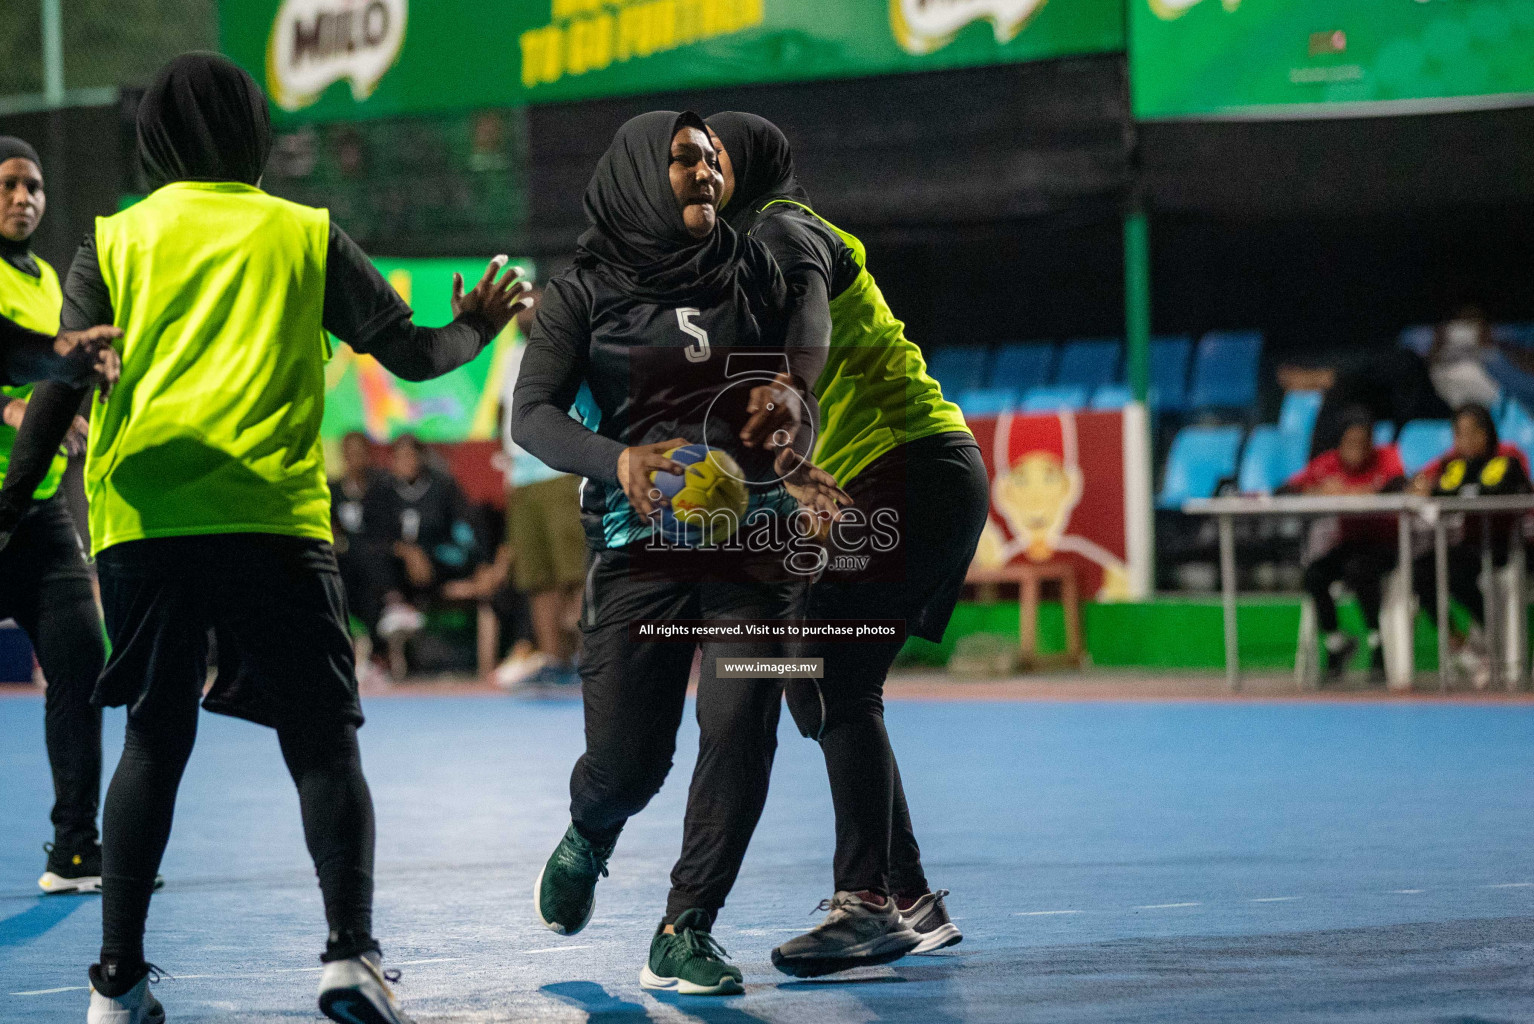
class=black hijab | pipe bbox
[0,136,42,270]
[575,110,781,311]
[137,52,272,189]
[705,111,809,229]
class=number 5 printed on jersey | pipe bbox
[677,307,710,363]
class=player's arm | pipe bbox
[739,221,828,453]
[325,224,530,382]
[0,237,119,540]
[509,281,683,517]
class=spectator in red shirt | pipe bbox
[1278,407,1406,682]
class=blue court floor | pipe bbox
[2,692,1532,1023]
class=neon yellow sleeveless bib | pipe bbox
[761,200,970,487]
[90,181,332,553]
[0,255,68,500]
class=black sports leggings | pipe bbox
[100,705,375,967]
[792,434,990,897]
[0,496,105,850]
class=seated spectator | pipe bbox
[330,432,403,679]
[1427,306,1502,411]
[1409,402,1532,687]
[1277,408,1406,683]
[386,433,483,643]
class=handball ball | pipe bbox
[649,443,749,546]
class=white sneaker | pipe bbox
[318,950,413,1024]
[87,971,164,1024]
[493,651,548,690]
[377,603,425,640]
[898,889,963,953]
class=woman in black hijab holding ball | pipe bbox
[513,110,842,995]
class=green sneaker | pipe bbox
[639,908,745,995]
[535,823,614,935]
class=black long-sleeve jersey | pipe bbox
[511,265,827,550]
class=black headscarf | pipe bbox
[1454,402,1499,455]
[575,110,781,311]
[0,136,41,267]
[705,111,810,229]
[137,52,272,189]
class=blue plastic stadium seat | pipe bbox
[1397,325,1434,357]
[926,347,990,395]
[990,342,1055,392]
[1492,322,1534,349]
[1396,420,1454,476]
[1278,390,1323,447]
[1189,331,1262,411]
[1054,338,1122,390]
[1090,384,1132,410]
[1373,421,1398,447]
[957,388,1018,418]
[1148,335,1193,413]
[1020,386,1088,413]
[1237,425,1289,495]
[1499,399,1534,456]
[1157,425,1244,509]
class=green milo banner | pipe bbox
[219,0,1122,121]
[1132,0,1534,118]
[321,258,531,442]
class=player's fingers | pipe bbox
[475,256,506,295]
[739,409,771,444]
[452,272,465,305]
[496,264,528,293]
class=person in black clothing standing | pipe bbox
[514,110,843,996]
[0,54,529,1024]
[0,135,129,895]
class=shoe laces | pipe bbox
[573,836,612,879]
[668,926,732,964]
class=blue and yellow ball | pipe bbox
[649,443,749,546]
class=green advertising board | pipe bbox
[1132,0,1534,119]
[219,0,1122,122]
[321,258,532,442]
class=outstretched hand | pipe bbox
[452,257,533,338]
[52,325,123,398]
[776,447,852,523]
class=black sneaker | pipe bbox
[39,842,165,896]
[1322,635,1358,685]
[897,889,963,953]
[535,823,614,935]
[40,841,101,895]
[771,891,921,978]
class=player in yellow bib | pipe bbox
[706,112,989,975]
[0,55,529,1024]
[0,134,132,900]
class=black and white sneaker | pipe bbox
[771,891,921,978]
[87,963,165,1024]
[39,842,166,896]
[897,889,963,953]
[318,950,413,1024]
[40,841,101,895]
